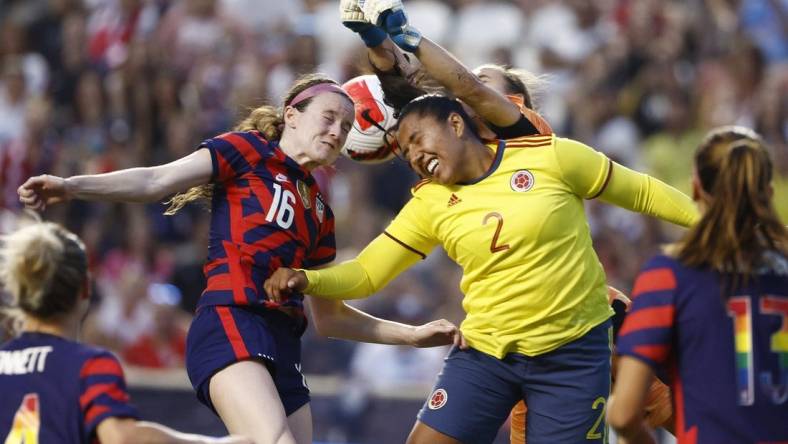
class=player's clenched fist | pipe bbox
[411,319,468,349]
[264,267,308,302]
[18,174,70,211]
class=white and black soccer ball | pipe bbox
[340,75,397,163]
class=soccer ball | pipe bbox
[341,75,397,163]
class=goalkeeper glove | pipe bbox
[377,8,422,52]
[340,0,387,47]
[358,0,422,52]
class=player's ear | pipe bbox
[283,105,299,129]
[448,112,465,139]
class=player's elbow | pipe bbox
[145,169,177,202]
[96,417,140,444]
[310,303,345,338]
[311,313,338,338]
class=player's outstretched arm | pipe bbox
[96,417,252,444]
[411,37,522,127]
[264,232,422,302]
[339,1,521,127]
[18,149,212,210]
[309,297,466,348]
[555,139,700,227]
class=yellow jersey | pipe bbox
[304,133,697,357]
[384,134,616,358]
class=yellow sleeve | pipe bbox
[553,138,613,198]
[599,162,700,227]
[303,233,423,300]
[554,138,700,228]
[383,191,440,256]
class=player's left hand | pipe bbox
[410,319,468,349]
[264,268,308,303]
[607,285,631,307]
[357,0,422,52]
[379,9,422,52]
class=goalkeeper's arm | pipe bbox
[412,37,523,128]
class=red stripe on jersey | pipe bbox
[204,258,228,273]
[205,274,232,291]
[222,133,263,169]
[618,305,675,336]
[84,405,111,425]
[312,246,335,260]
[508,135,552,142]
[633,344,670,363]
[671,365,698,444]
[506,140,552,145]
[632,268,677,297]
[215,147,235,182]
[506,142,552,149]
[222,241,250,305]
[507,139,552,146]
[226,186,250,245]
[412,179,431,192]
[80,358,123,378]
[80,383,129,409]
[244,212,270,228]
[248,230,295,254]
[216,307,250,359]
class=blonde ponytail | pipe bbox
[0,222,87,319]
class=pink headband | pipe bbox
[287,83,350,107]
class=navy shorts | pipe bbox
[185,305,309,416]
[418,320,612,444]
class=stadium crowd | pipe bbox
[0,0,786,441]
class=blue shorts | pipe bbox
[185,305,309,416]
[418,320,612,444]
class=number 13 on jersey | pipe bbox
[727,295,788,406]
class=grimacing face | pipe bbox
[291,92,355,167]
[396,112,467,185]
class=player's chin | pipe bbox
[312,147,341,166]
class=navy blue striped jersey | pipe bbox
[617,253,788,444]
[0,332,138,443]
[199,131,336,316]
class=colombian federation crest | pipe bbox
[296,180,311,209]
[428,388,448,410]
[510,169,535,192]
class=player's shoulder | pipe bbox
[74,343,122,370]
[631,252,684,297]
[209,130,274,151]
[410,178,434,196]
[504,133,555,149]
[642,251,682,271]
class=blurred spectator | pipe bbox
[122,283,189,368]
